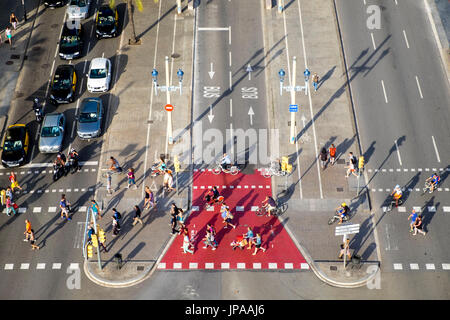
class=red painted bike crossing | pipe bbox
[159,169,308,270]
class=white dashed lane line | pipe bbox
[3,263,79,271]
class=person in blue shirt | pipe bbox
[426,173,440,193]
[243,226,254,250]
[59,194,71,221]
[252,233,266,255]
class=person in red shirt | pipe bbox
[329,144,337,165]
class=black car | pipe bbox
[59,21,84,60]
[1,124,30,168]
[95,5,119,39]
[50,65,77,105]
[44,0,65,8]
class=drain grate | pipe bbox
[5,61,13,65]
[137,266,144,271]
[337,187,344,192]
[171,53,180,59]
[330,266,338,271]
[10,54,20,59]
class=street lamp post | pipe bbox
[21,0,27,22]
[152,57,184,146]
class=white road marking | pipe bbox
[442,264,450,270]
[370,32,376,50]
[402,30,410,49]
[237,263,246,269]
[431,136,441,163]
[410,263,419,270]
[221,263,230,269]
[20,263,30,270]
[205,263,214,269]
[381,80,388,103]
[52,263,62,270]
[36,263,46,270]
[253,263,261,269]
[4,264,14,270]
[33,207,42,213]
[230,99,233,117]
[393,263,403,270]
[426,264,435,270]
[415,75,423,99]
[394,139,402,166]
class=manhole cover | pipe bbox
[136,266,144,271]
[171,53,181,59]
[337,187,344,192]
[41,64,50,69]
[5,61,13,65]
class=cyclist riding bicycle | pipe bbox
[426,173,440,192]
[391,185,403,207]
[261,196,277,217]
[336,202,350,224]
[109,156,122,173]
[204,186,220,206]
[220,153,232,171]
[156,156,167,174]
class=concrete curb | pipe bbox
[280,216,380,288]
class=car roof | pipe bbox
[55,65,74,77]
[99,4,115,14]
[43,113,62,127]
[62,21,82,35]
[90,58,109,69]
[81,98,101,113]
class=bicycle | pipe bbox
[422,181,438,194]
[261,166,288,178]
[385,197,403,212]
[255,203,286,217]
[204,195,225,210]
[212,161,240,175]
[328,210,350,225]
[150,163,167,177]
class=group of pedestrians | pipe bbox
[408,209,426,236]
[319,144,337,170]
[1,172,22,216]
[1,13,18,48]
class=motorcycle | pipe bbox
[33,98,43,123]
[53,163,64,181]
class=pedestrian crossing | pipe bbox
[392,263,450,271]
[367,167,449,174]
[2,262,79,271]
[0,167,98,176]
[2,206,87,215]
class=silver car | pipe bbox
[39,113,66,153]
[77,98,103,139]
[66,0,90,20]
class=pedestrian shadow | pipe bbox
[363,141,376,165]
[421,196,439,233]
[402,172,421,203]
[317,66,336,90]
[258,216,285,249]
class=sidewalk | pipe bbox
[261,0,378,287]
[84,2,195,287]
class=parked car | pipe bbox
[38,113,66,153]
[1,124,29,167]
[66,0,91,20]
[59,20,84,60]
[44,0,65,8]
[87,57,112,93]
[50,65,77,105]
[95,4,119,39]
[77,98,104,139]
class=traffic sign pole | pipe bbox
[290,57,297,144]
[165,56,174,145]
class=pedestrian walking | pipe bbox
[127,168,138,189]
[412,215,426,236]
[59,194,71,220]
[206,224,216,237]
[252,233,266,255]
[312,72,320,92]
[144,186,155,210]
[5,27,12,47]
[345,152,358,178]
[329,144,337,165]
[9,171,22,192]
[182,229,194,254]
[243,226,254,250]
[338,242,351,260]
[112,208,122,223]
[132,205,143,226]
[176,208,185,229]
[163,170,175,192]
[10,13,19,30]
[112,217,120,236]
[223,207,237,229]
[408,209,418,233]
[90,199,101,220]
[170,203,180,234]
[5,195,16,216]
[29,229,40,250]
[24,220,32,241]
[320,147,328,170]
[106,173,113,195]
[5,187,14,203]
[202,230,217,250]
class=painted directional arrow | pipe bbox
[301,114,307,128]
[208,105,215,123]
[248,106,255,125]
[246,64,253,80]
[208,63,215,79]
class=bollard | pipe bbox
[114,253,123,270]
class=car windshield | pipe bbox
[53,75,71,90]
[89,68,106,79]
[98,12,114,25]
[3,140,22,151]
[41,126,60,137]
[79,112,98,123]
[70,0,86,7]
[61,35,80,48]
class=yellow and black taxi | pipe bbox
[49,65,77,105]
[1,124,30,168]
[95,4,119,39]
